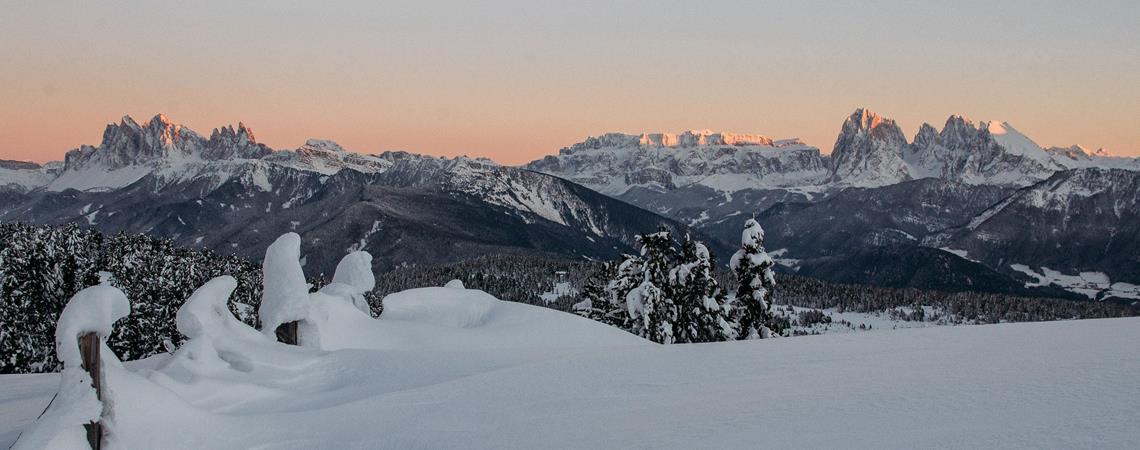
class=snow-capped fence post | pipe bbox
[53,284,130,450]
[78,332,103,450]
[259,233,314,347]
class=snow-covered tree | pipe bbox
[0,223,266,373]
[0,224,102,373]
[572,261,622,325]
[627,229,679,344]
[670,235,734,343]
[729,219,780,339]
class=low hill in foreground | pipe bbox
[3,284,1137,449]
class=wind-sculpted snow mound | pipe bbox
[327,285,649,351]
[381,286,499,328]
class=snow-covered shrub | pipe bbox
[317,251,378,316]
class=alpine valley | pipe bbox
[2,109,1137,301]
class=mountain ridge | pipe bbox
[0,115,727,274]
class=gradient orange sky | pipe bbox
[2,1,1138,165]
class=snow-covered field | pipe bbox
[780,305,946,334]
[1011,264,1140,300]
[4,282,1138,449]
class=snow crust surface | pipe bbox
[5,311,1137,449]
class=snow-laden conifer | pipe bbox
[729,219,780,339]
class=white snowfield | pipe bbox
[4,289,1139,449]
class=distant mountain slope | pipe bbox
[794,245,1081,299]
[928,168,1140,283]
[745,178,1013,259]
[0,115,725,274]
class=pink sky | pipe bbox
[1,1,1137,165]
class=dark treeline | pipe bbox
[768,273,1135,324]
[374,254,597,312]
[374,255,1138,325]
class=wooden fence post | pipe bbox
[275,320,299,345]
[79,331,102,450]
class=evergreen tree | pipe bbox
[670,234,734,343]
[0,223,267,373]
[627,228,679,343]
[573,261,623,326]
[730,219,780,339]
[0,224,102,373]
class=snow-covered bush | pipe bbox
[176,276,260,342]
[317,251,379,316]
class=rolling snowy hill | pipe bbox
[4,283,1137,449]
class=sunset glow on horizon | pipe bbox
[2,0,1138,165]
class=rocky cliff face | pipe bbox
[527,130,830,196]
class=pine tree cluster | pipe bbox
[0,223,266,373]
[574,225,772,344]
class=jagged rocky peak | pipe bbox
[209,122,256,143]
[937,115,981,147]
[828,108,911,185]
[913,123,940,147]
[62,113,207,171]
[840,108,906,142]
[205,121,271,160]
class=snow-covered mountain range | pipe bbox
[0,115,720,273]
[529,108,1137,195]
[1,110,1137,300]
[526,109,1139,300]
